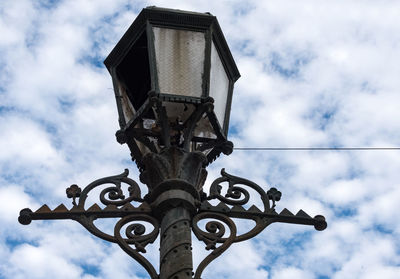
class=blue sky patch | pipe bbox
[80,263,100,277]
[268,51,313,79]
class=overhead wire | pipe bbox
[233,147,400,151]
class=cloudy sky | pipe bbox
[1,0,400,278]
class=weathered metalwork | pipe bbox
[115,88,234,170]
[159,207,193,279]
[19,165,326,279]
[192,212,237,279]
[19,169,159,278]
[18,7,327,279]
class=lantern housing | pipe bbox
[104,7,240,169]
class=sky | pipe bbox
[1,0,400,278]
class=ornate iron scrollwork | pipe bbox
[205,168,275,243]
[192,212,237,279]
[115,214,160,279]
[69,169,149,244]
[74,168,143,208]
[191,169,327,277]
[19,169,159,279]
[19,168,326,279]
[208,168,271,210]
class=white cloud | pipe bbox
[0,184,37,223]
[1,0,400,278]
[272,267,315,279]
[0,115,63,166]
[6,244,82,279]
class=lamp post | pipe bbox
[18,7,327,279]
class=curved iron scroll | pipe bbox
[67,169,147,243]
[72,169,144,208]
[19,169,160,279]
[115,214,159,279]
[192,212,237,279]
[208,168,274,210]
[206,169,277,243]
[192,169,326,277]
[204,169,326,240]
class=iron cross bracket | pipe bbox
[19,168,326,279]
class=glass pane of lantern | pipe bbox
[134,120,160,155]
[117,81,136,124]
[162,102,216,151]
[163,102,195,124]
[116,31,151,112]
[153,27,205,97]
[192,115,217,152]
[195,116,216,139]
[209,41,229,127]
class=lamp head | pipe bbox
[105,7,240,170]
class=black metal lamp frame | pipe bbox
[105,7,240,169]
[115,93,234,170]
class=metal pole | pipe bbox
[160,207,193,279]
[140,147,207,279]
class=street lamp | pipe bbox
[19,7,327,279]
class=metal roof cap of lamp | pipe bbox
[104,6,240,170]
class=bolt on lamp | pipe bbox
[19,7,327,279]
